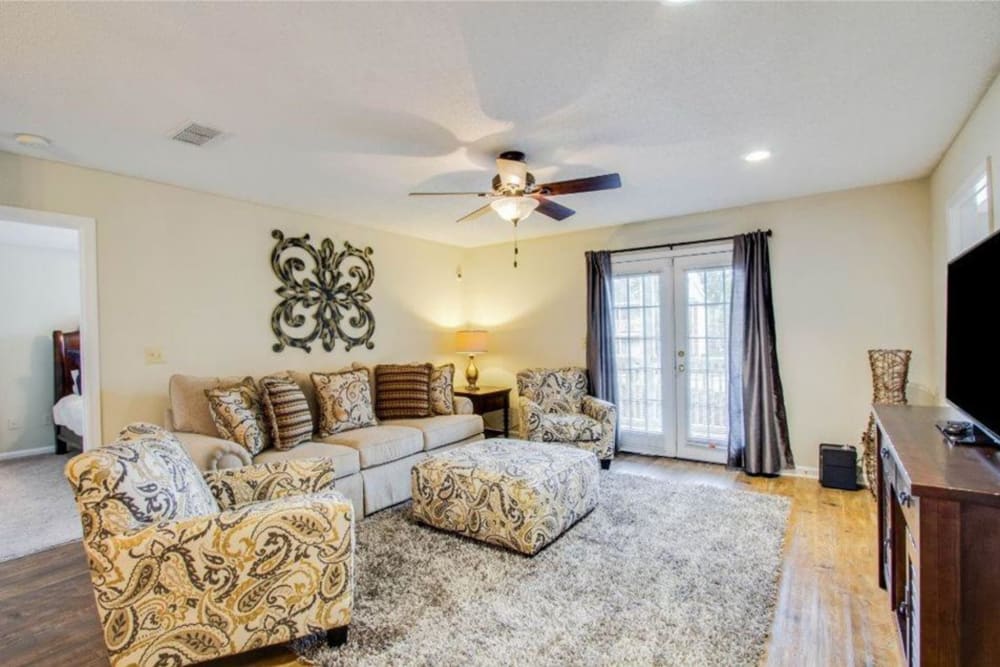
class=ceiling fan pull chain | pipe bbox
[513,220,519,268]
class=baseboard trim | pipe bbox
[784,465,819,480]
[0,446,54,461]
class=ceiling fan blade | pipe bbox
[531,196,576,221]
[456,204,494,223]
[536,173,621,196]
[409,191,493,197]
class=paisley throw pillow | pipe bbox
[312,369,377,436]
[205,377,270,456]
[430,363,455,415]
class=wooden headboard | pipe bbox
[53,329,81,401]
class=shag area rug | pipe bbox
[0,453,82,561]
[299,471,790,666]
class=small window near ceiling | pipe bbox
[948,159,994,258]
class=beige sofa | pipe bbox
[165,367,484,517]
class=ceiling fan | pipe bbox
[409,151,621,266]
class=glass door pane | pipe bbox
[674,253,732,464]
[612,260,674,456]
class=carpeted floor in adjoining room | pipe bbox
[0,453,82,562]
[300,470,791,667]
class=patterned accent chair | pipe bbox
[516,367,618,468]
[64,423,354,667]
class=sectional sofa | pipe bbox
[165,365,484,517]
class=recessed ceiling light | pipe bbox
[14,133,51,147]
[743,149,771,163]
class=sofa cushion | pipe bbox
[429,364,456,415]
[374,363,433,419]
[321,425,423,468]
[384,414,484,451]
[205,378,271,456]
[259,376,314,450]
[516,367,589,414]
[312,369,377,436]
[254,441,361,479]
[536,413,602,442]
[169,374,247,436]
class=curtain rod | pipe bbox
[607,229,772,255]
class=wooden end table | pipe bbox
[454,386,511,438]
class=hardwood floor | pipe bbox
[0,455,901,666]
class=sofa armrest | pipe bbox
[454,395,473,415]
[517,396,548,440]
[203,458,340,510]
[582,395,618,460]
[173,431,252,471]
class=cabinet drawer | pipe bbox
[882,444,919,552]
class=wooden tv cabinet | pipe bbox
[874,405,1000,666]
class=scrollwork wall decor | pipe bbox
[270,229,375,353]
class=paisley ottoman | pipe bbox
[410,439,600,555]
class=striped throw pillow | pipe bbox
[374,363,433,420]
[259,376,314,450]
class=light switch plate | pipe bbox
[144,346,166,365]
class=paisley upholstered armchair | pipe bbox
[516,367,618,467]
[64,423,354,667]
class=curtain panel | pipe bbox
[727,231,794,474]
[585,250,618,409]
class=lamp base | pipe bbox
[465,355,479,391]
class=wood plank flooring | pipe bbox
[0,455,901,666]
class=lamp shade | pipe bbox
[490,196,538,223]
[455,329,488,354]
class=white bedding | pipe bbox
[53,394,85,437]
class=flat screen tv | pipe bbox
[946,229,1000,443]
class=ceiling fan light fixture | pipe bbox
[490,196,539,223]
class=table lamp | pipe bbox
[455,329,488,390]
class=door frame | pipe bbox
[612,242,732,462]
[0,204,102,450]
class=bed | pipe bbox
[53,329,84,453]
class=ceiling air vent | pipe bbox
[171,122,222,147]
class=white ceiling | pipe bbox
[0,219,78,252]
[2,2,999,247]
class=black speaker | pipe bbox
[819,443,859,491]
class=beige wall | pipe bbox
[0,150,937,471]
[0,241,80,455]
[929,72,1000,397]
[0,151,465,441]
[462,180,934,469]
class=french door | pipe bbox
[612,247,733,463]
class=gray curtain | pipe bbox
[728,231,793,474]
[585,251,617,407]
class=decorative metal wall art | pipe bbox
[860,349,911,495]
[270,229,375,353]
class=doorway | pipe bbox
[0,205,101,452]
[0,205,99,562]
[612,244,733,463]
